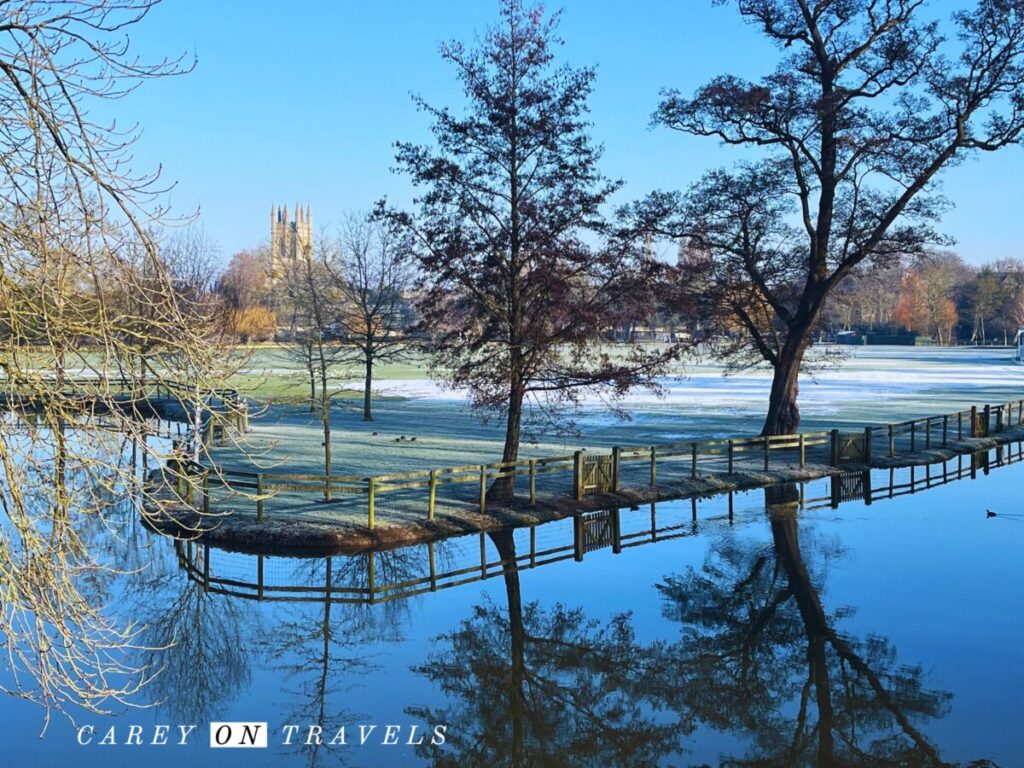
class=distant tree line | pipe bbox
[823,252,1024,346]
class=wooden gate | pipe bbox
[573,508,621,559]
[836,432,867,464]
[582,509,616,552]
[581,455,614,494]
[830,470,872,507]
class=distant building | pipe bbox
[269,204,312,282]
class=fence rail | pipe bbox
[176,441,1024,606]
[168,397,1024,530]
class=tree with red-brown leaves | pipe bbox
[385,0,674,497]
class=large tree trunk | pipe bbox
[769,504,836,764]
[762,338,808,436]
[768,492,943,764]
[491,530,526,767]
[362,356,373,421]
[489,382,524,501]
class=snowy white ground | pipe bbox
[211,346,1024,478]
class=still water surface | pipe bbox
[4,451,1023,767]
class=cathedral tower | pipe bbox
[269,203,312,281]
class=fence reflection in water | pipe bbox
[176,440,1024,607]
[180,397,1024,529]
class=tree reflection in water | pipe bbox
[131,540,256,724]
[653,484,980,768]
[408,528,684,767]
[260,550,417,767]
[412,495,999,767]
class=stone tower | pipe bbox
[269,203,312,281]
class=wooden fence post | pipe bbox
[202,545,210,593]
[830,429,840,467]
[368,552,376,602]
[479,464,488,511]
[611,448,621,492]
[573,451,584,500]
[863,426,872,465]
[925,417,931,450]
[202,471,210,515]
[910,421,916,452]
[728,439,734,474]
[971,405,978,437]
[256,473,264,523]
[529,459,538,502]
[799,433,805,467]
[958,411,963,441]
[691,442,698,479]
[428,542,437,591]
[984,404,991,437]
[763,436,770,471]
[888,424,894,458]
[428,469,437,521]
[942,415,948,447]
[650,446,657,487]
[367,477,376,529]
[257,555,264,600]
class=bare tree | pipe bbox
[1008,285,1024,331]
[633,0,1024,434]
[218,248,275,341]
[278,242,346,499]
[330,212,414,421]
[0,0,247,723]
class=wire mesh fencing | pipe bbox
[165,397,1024,530]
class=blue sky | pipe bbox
[116,0,1020,265]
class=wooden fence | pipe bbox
[168,397,1024,530]
[175,440,1024,606]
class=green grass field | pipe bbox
[208,345,1024,480]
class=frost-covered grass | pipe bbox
[210,345,1024,478]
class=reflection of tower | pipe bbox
[269,204,312,281]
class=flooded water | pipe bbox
[4,448,1023,767]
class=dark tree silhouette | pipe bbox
[632,0,1024,435]
[650,487,973,767]
[137,569,255,724]
[408,530,685,767]
[387,0,672,495]
[260,552,418,767]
